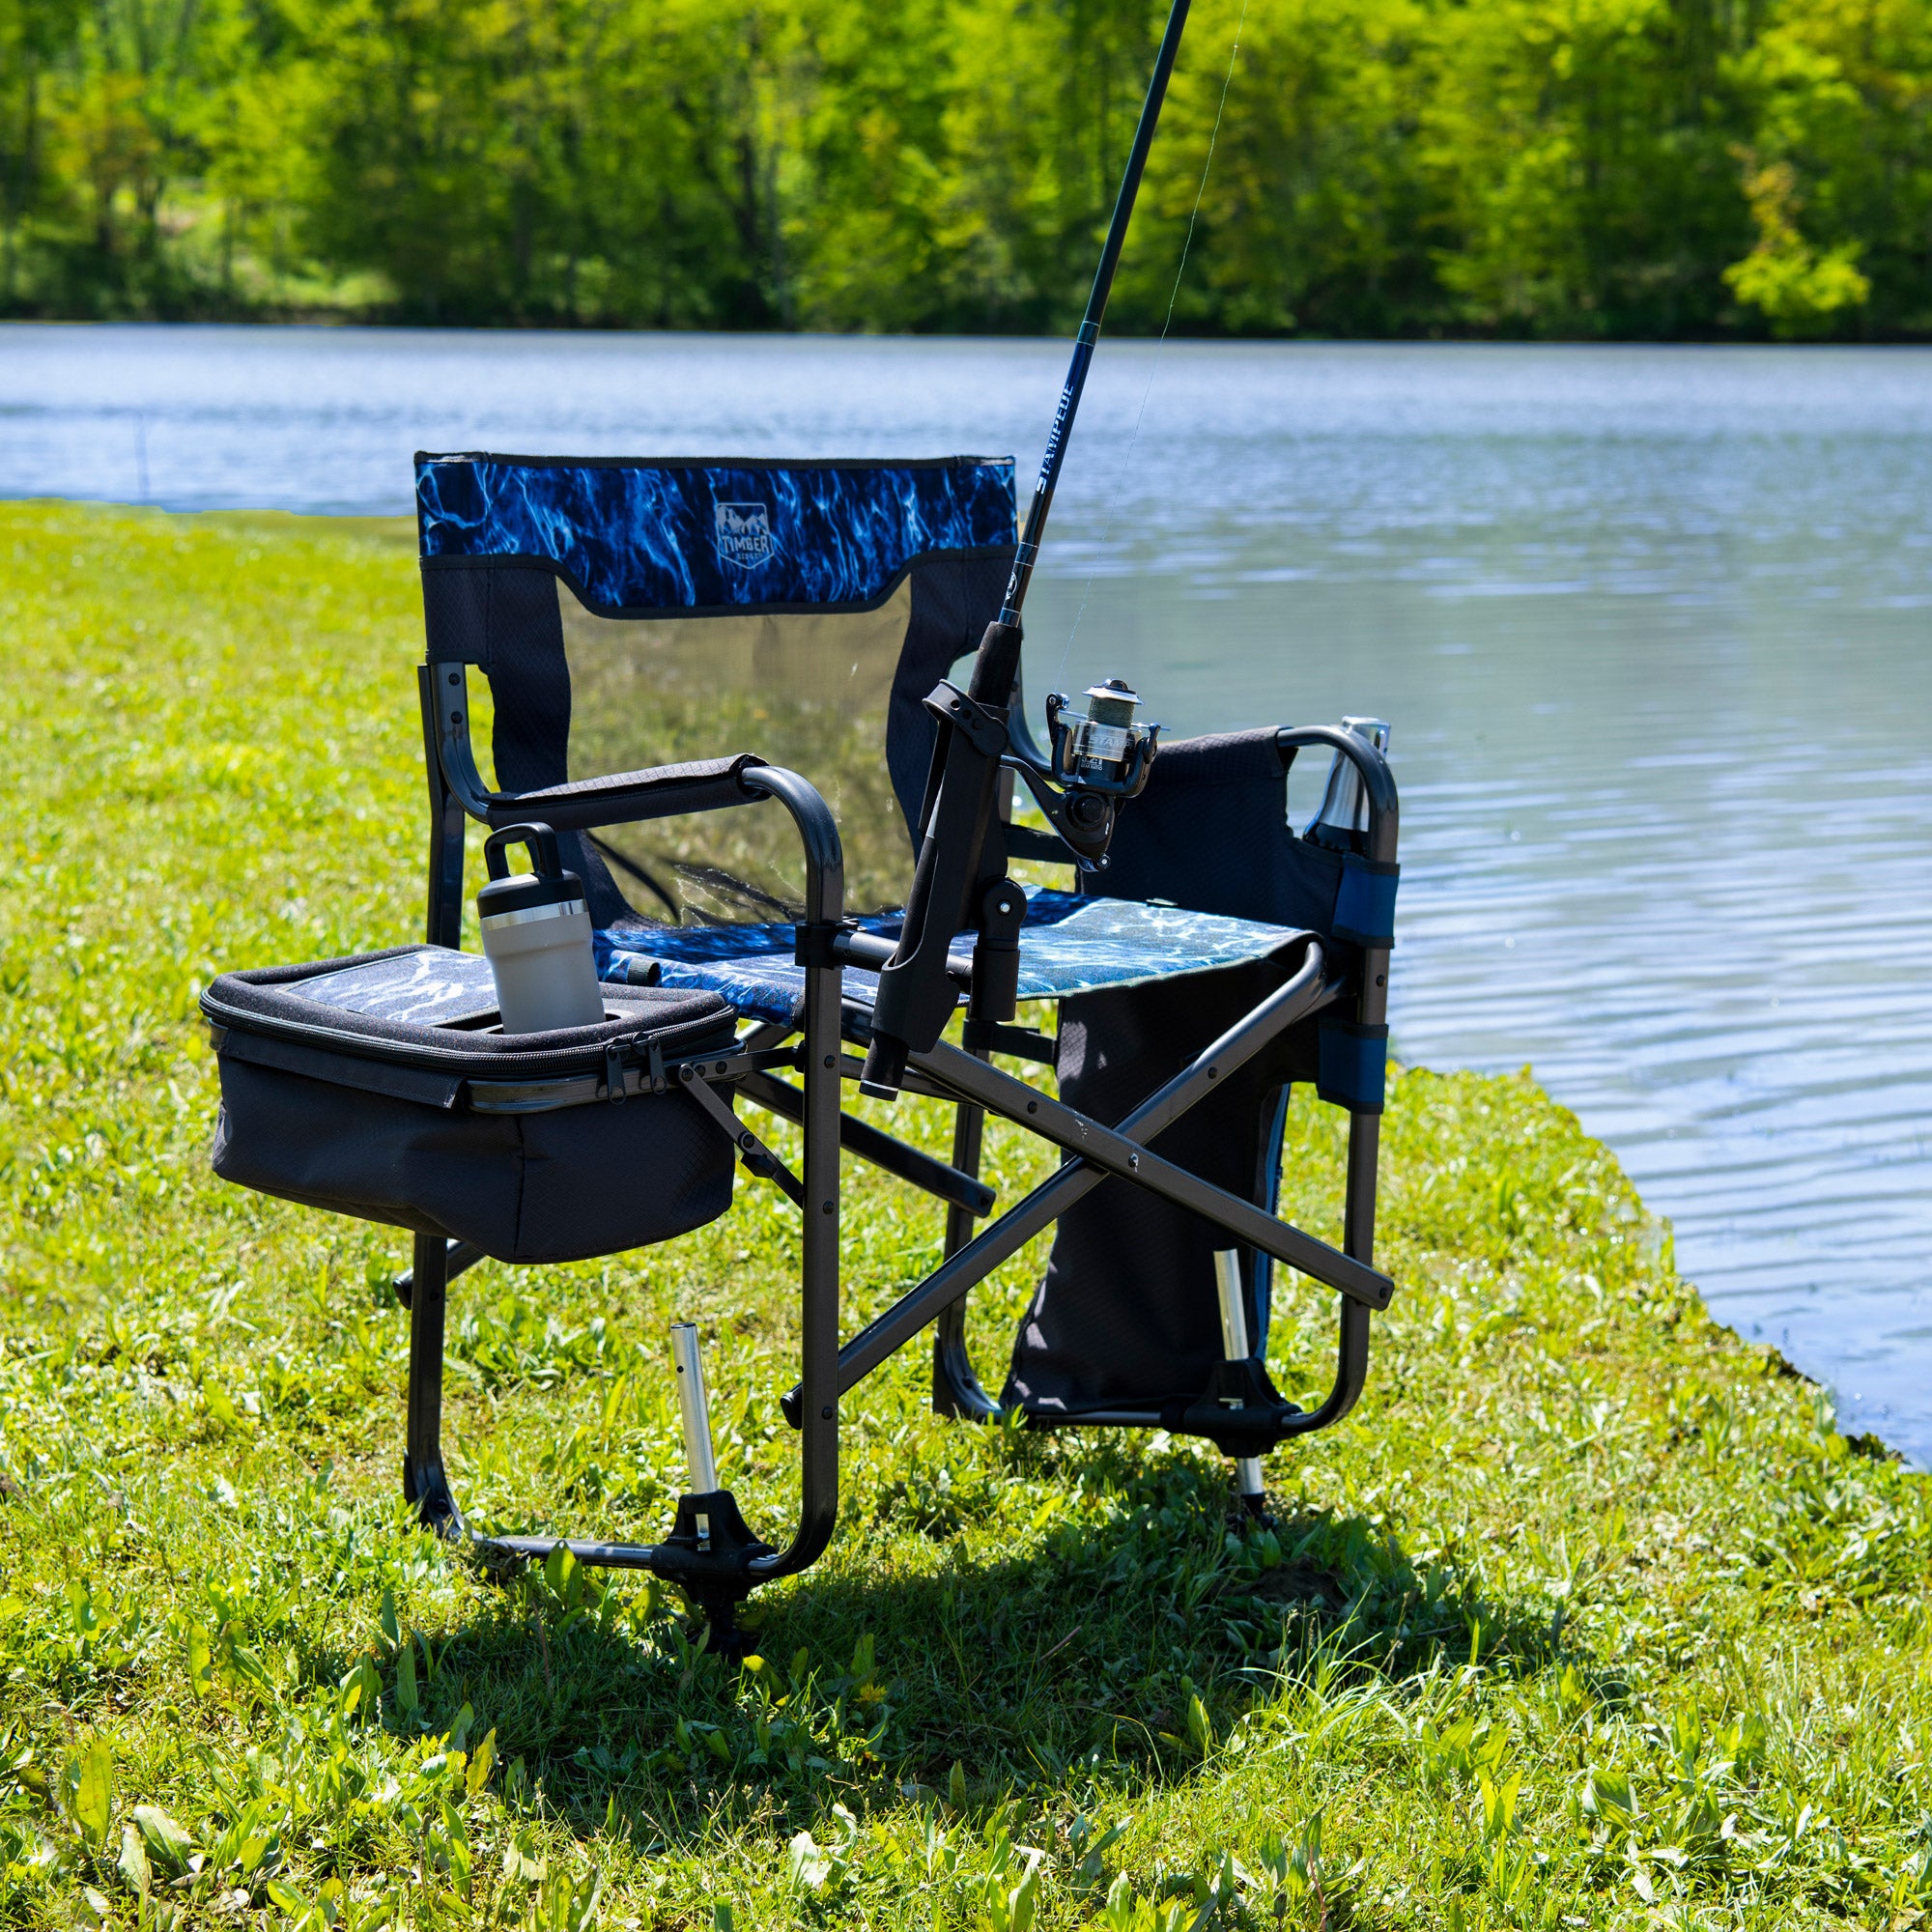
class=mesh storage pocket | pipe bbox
[203,949,739,1264]
[1001,960,1321,1415]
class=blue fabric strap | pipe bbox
[1317,1017,1388,1115]
[1332,855,1399,950]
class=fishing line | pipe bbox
[1052,0,1250,692]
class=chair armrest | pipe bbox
[1277,724,1399,866]
[422,662,846,932]
[480,756,768,833]
[425,660,771,832]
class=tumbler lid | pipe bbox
[478,822,586,919]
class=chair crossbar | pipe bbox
[916,1041,1393,1312]
[736,1069,995,1217]
[780,937,1340,1420]
[488,1535,662,1571]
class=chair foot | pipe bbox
[931,1316,1002,1422]
[404,1454,469,1542]
[684,1598,762,1660]
[658,1489,775,1660]
[1234,1486,1275,1531]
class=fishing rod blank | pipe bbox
[999,0,1195,635]
[860,0,1193,1095]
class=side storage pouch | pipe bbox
[1003,730,1344,1416]
[1002,960,1320,1414]
[202,947,740,1264]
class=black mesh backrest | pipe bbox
[416,453,1015,925]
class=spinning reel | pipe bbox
[857,655,1164,1097]
[1015,677,1163,868]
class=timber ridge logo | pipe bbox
[715,500,774,568]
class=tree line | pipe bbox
[2,0,1927,339]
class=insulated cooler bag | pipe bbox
[201,946,738,1264]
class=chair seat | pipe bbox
[278,895,1317,1035]
[596,888,1315,1026]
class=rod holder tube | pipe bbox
[1212,1250,1266,1507]
[670,1322,720,1498]
[1304,718,1392,848]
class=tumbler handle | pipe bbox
[483,821,563,882]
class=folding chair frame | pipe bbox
[402,661,1398,1648]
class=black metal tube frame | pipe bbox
[412,677,847,1595]
[787,942,1331,1411]
[411,664,1400,1604]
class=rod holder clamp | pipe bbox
[793,917,856,970]
[922,680,1009,756]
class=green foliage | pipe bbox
[1119,0,1437,337]
[1,497,1930,1924]
[5,0,1932,330]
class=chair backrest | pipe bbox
[416,453,1016,925]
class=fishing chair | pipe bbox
[381,448,1398,1645]
[196,0,1395,1650]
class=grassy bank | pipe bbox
[1,497,1928,1932]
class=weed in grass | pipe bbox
[1,500,1929,1927]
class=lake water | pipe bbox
[4,324,1929,1461]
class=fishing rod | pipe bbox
[1000,0,1195,636]
[859,0,1195,1096]
[963,0,1196,716]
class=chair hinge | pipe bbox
[795,917,856,969]
[676,1063,807,1208]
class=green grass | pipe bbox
[2,497,1929,1932]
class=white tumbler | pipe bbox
[476,822,606,1034]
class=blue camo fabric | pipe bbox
[286,898,1314,1033]
[597,890,1313,1026]
[294,950,502,1027]
[415,455,1016,612]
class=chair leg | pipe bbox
[410,674,467,1532]
[403,1231,466,1540]
[391,1237,483,1311]
[1345,1111,1379,1263]
[1273,1110,1378,1438]
[933,1075,1001,1420]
